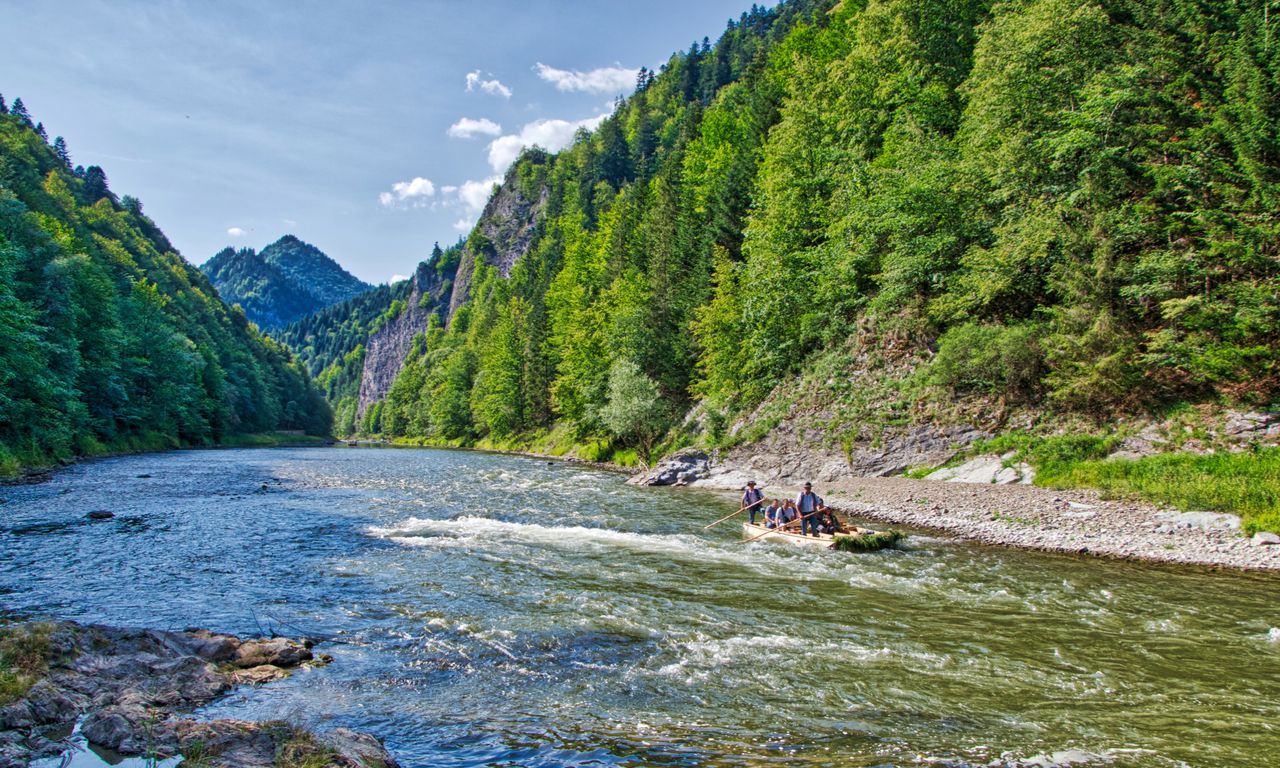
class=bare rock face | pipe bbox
[0,621,395,768]
[357,164,549,418]
[356,261,451,417]
[721,423,988,488]
[926,453,1035,485]
[446,165,549,321]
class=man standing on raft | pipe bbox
[796,482,825,537]
[742,480,764,524]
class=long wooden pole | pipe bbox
[743,507,826,544]
[703,495,767,530]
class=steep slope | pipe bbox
[277,158,552,436]
[0,96,331,474]
[200,236,370,330]
[297,0,1280,476]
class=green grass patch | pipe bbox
[832,530,903,552]
[267,723,343,768]
[609,448,640,467]
[0,622,55,705]
[1037,448,1280,535]
[971,431,1118,472]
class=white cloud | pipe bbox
[465,70,512,99]
[378,176,436,208]
[440,185,458,194]
[390,274,409,283]
[457,176,502,213]
[453,218,474,232]
[486,114,607,172]
[447,117,503,139]
[282,219,297,227]
[227,227,246,237]
[534,62,638,94]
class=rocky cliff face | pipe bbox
[447,167,549,321]
[357,260,451,416]
[357,165,549,416]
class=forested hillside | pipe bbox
[0,97,331,474]
[276,249,457,436]
[201,235,371,330]
[297,0,1279,464]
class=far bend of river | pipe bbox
[2,448,1278,767]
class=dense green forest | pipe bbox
[201,235,371,330]
[276,270,424,434]
[302,0,1279,462]
[0,97,331,474]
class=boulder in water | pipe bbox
[233,637,312,668]
[86,510,114,520]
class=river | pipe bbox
[2,447,1277,767]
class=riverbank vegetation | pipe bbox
[303,0,1276,462]
[0,100,332,476]
[1038,448,1280,535]
[0,622,53,705]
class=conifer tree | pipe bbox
[53,136,70,165]
[10,97,30,125]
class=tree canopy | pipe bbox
[0,97,331,473]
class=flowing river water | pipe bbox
[2,447,1278,767]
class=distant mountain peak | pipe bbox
[200,236,372,330]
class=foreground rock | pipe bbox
[0,621,396,768]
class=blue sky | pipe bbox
[1,0,753,283]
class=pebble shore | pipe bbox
[689,471,1280,571]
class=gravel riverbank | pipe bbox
[635,451,1280,571]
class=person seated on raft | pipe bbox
[778,499,800,530]
[742,481,764,524]
[816,508,839,535]
[761,498,783,528]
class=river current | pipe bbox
[1,447,1277,767]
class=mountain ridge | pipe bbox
[201,235,371,330]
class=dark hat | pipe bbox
[803,482,812,488]
[746,480,757,486]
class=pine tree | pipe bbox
[34,122,48,142]
[53,136,70,165]
[10,97,30,125]
[0,94,7,114]
[82,166,111,203]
